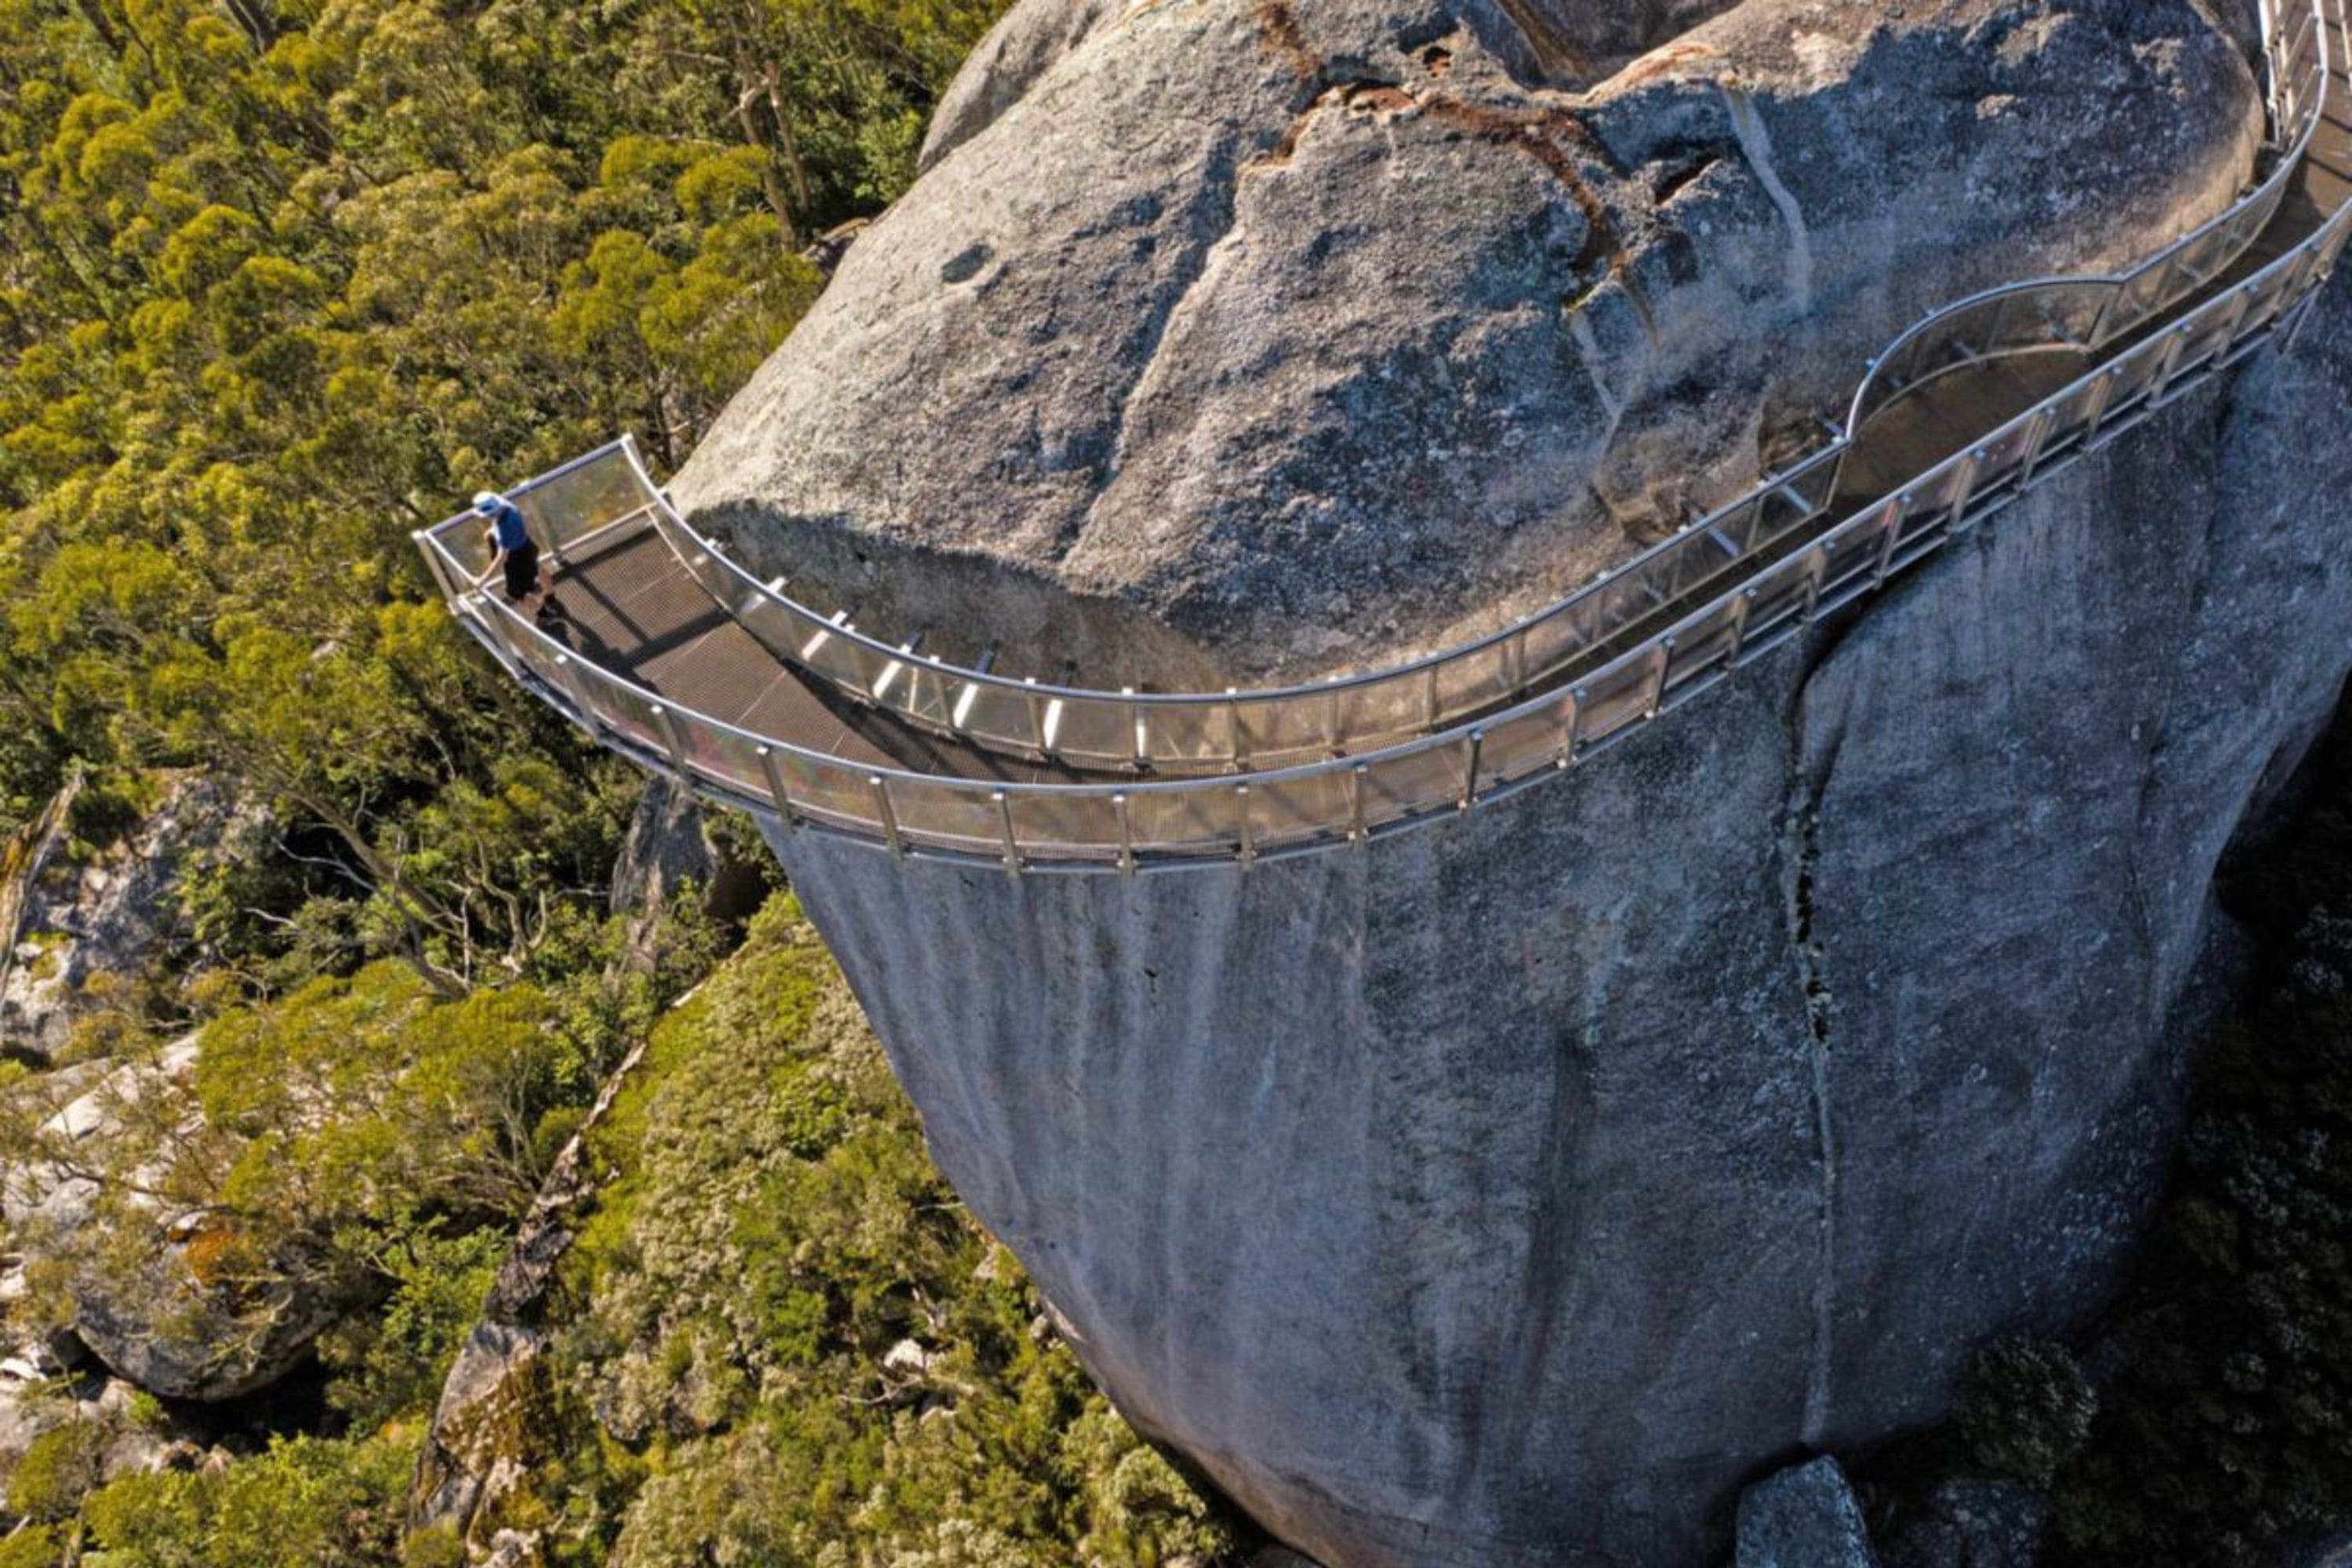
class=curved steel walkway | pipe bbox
[417,0,2352,873]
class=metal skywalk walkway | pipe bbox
[417,0,2352,873]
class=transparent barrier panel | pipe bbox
[880,778,1008,856]
[1520,604,1599,688]
[1662,597,1746,695]
[2096,329,2179,421]
[2031,373,2112,463]
[1755,476,1823,541]
[954,683,1047,756]
[764,751,875,829]
[2232,259,2303,343]
[884,663,957,731]
[1140,702,1237,771]
[519,448,650,551]
[429,524,497,581]
[499,615,573,695]
[1330,677,1431,754]
[1665,526,1743,601]
[1120,786,1240,855]
[1473,702,1567,791]
[2169,223,2233,292]
[1236,690,1348,768]
[729,592,811,671]
[682,722,771,801]
[2171,292,2245,379]
[2101,260,2176,343]
[1358,741,1467,829]
[592,679,669,759]
[1740,550,1820,644]
[1247,769,1356,850]
[797,625,884,698]
[1889,460,1969,550]
[1816,504,1896,600]
[1429,640,1515,724]
[1046,696,1138,770]
[1573,654,1657,750]
[1706,495,1767,560]
[1965,412,2045,501]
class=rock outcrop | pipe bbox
[655,0,2352,1562]
[1737,1455,1878,1568]
[1,1036,358,1403]
[0,772,261,1062]
[676,0,2259,683]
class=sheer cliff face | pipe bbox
[681,0,2343,1562]
[771,292,2352,1566]
[673,0,2259,684]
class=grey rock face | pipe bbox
[0,772,260,1062]
[1737,1455,1878,1568]
[677,0,2259,683]
[761,282,2352,1567]
[1,1036,361,1403]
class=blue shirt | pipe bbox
[489,502,529,552]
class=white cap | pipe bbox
[473,491,501,515]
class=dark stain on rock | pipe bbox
[941,242,993,285]
[1421,43,1454,76]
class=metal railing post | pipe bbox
[1350,764,1370,845]
[2013,406,2059,489]
[1567,686,1592,758]
[1459,729,1483,811]
[554,653,597,722]
[1228,689,1250,771]
[1644,640,1673,718]
[1724,590,1757,666]
[1235,785,1255,866]
[1024,679,1047,760]
[1871,503,1905,588]
[2145,323,2194,404]
[995,790,1020,877]
[757,746,797,835]
[1114,793,1136,877]
[1124,688,1147,770]
[2081,366,2123,446]
[1798,548,1828,624]
[870,775,906,860]
[650,704,690,779]
[1944,453,1984,533]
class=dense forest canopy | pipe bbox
[0,0,989,995]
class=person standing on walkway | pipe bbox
[474,491,564,627]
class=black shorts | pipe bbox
[502,539,540,600]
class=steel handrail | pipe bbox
[545,1,2329,776]
[414,0,2350,870]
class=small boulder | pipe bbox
[1737,1455,1879,1568]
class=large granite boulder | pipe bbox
[2,1036,361,1403]
[676,0,2259,682]
[654,0,2345,1562]
[765,281,2352,1567]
